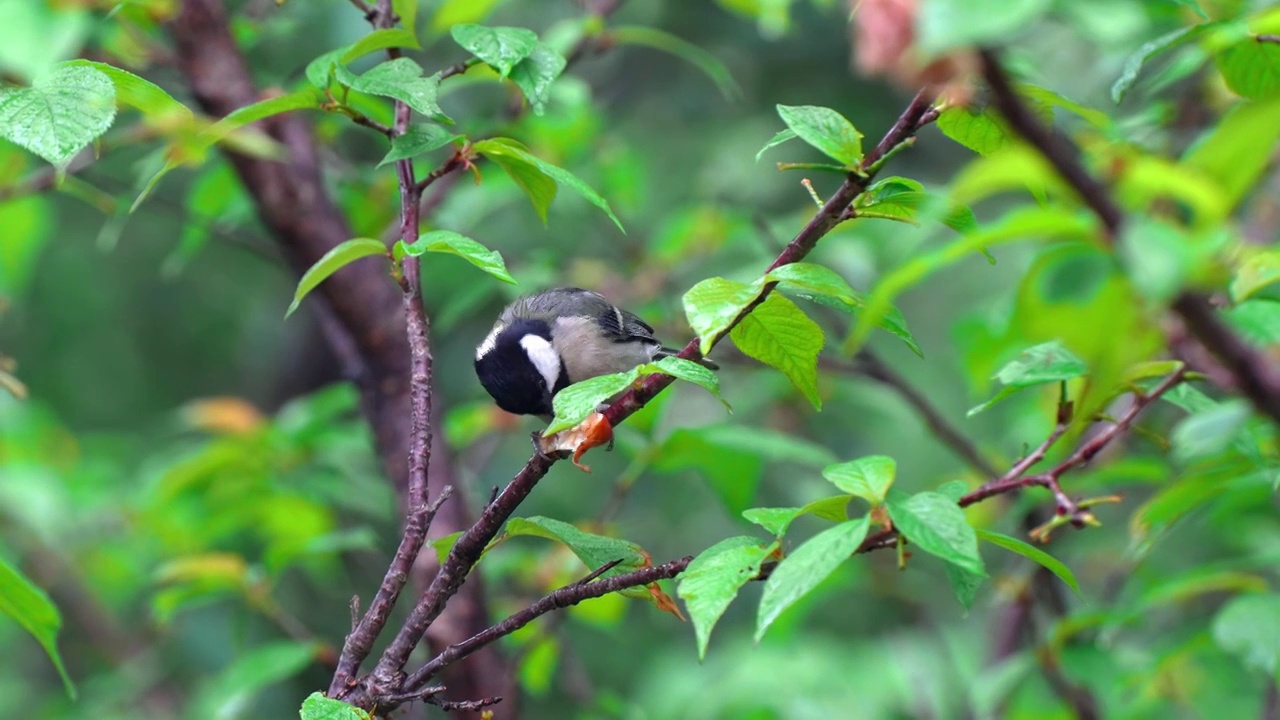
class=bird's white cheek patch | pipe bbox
[476,323,505,359]
[519,334,562,392]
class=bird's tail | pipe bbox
[655,347,719,371]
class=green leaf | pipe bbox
[391,0,419,37]
[305,48,347,90]
[945,562,985,611]
[471,137,623,231]
[1225,300,1280,346]
[545,356,725,434]
[677,537,776,659]
[0,555,74,697]
[473,139,558,223]
[428,531,463,564]
[918,0,1052,55]
[1232,250,1280,302]
[1216,39,1280,99]
[505,516,647,576]
[995,339,1087,387]
[742,496,852,537]
[546,368,641,434]
[610,26,740,100]
[1111,25,1204,103]
[343,28,421,63]
[342,58,445,118]
[0,64,115,168]
[756,128,797,162]
[1183,94,1280,213]
[1170,398,1252,462]
[846,206,1094,356]
[62,60,192,120]
[936,106,1016,156]
[756,516,871,640]
[729,292,825,409]
[650,356,729,408]
[395,230,516,284]
[969,340,1087,416]
[823,455,896,506]
[509,44,567,115]
[775,104,863,167]
[1212,593,1280,674]
[431,0,504,31]
[378,125,460,166]
[300,692,372,720]
[769,262,922,356]
[450,23,538,78]
[887,491,985,575]
[682,277,766,354]
[976,530,1080,594]
[286,238,389,318]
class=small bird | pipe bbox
[475,287,715,420]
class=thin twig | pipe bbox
[401,558,690,692]
[1257,34,1280,44]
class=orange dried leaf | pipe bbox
[648,583,685,621]
[183,396,264,434]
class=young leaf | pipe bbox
[509,44,567,115]
[342,58,445,119]
[976,529,1080,594]
[743,496,852,537]
[378,125,460,166]
[1231,249,1280,302]
[1170,399,1252,462]
[1212,593,1280,674]
[771,263,923,357]
[1215,39,1280,100]
[0,64,115,168]
[682,277,766,354]
[472,139,558,223]
[729,292,825,409]
[756,129,797,162]
[823,455,896,506]
[505,516,647,575]
[936,105,1015,156]
[395,230,516,284]
[886,491,985,575]
[650,356,728,408]
[1111,25,1205,103]
[391,0,418,36]
[676,536,776,659]
[342,28,421,63]
[286,238,388,318]
[300,692,372,720]
[0,556,74,697]
[610,26,741,101]
[775,104,863,167]
[945,562,985,611]
[1183,94,1280,213]
[995,339,1087,387]
[969,339,1087,416]
[62,60,192,120]
[755,516,871,640]
[472,137,623,231]
[450,23,539,78]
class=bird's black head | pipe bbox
[474,319,569,417]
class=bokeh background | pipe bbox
[3,0,1273,718]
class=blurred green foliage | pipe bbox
[4,0,1280,718]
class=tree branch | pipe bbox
[978,48,1280,428]
[337,89,940,712]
